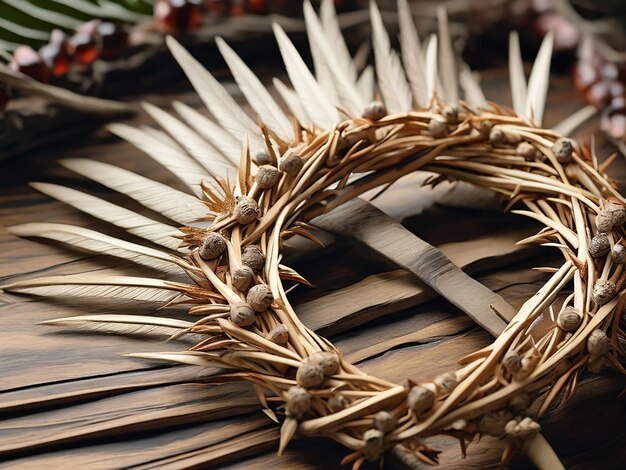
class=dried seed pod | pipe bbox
[429,117,449,138]
[241,245,265,273]
[255,165,279,189]
[442,104,459,123]
[232,266,254,292]
[595,211,614,233]
[509,393,531,413]
[607,201,626,226]
[516,353,540,381]
[478,410,514,437]
[361,429,384,462]
[587,329,610,356]
[434,372,457,394]
[229,303,256,327]
[234,195,259,225]
[328,394,347,412]
[612,244,626,264]
[373,410,397,433]
[592,279,616,306]
[306,351,339,376]
[502,350,522,375]
[246,284,273,312]
[279,153,304,175]
[474,119,493,135]
[489,127,506,145]
[557,306,582,332]
[199,232,226,260]
[266,324,289,345]
[255,149,272,165]
[505,417,541,441]
[407,385,435,414]
[296,361,325,388]
[589,233,610,258]
[552,137,574,163]
[362,101,386,121]
[516,142,539,161]
[286,386,311,419]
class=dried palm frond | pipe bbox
[4,1,626,469]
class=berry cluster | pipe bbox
[574,56,626,141]
[1,0,356,111]
[8,21,128,84]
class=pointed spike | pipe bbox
[525,32,554,126]
[215,36,293,141]
[509,31,528,116]
[398,0,427,106]
[272,22,340,128]
[370,0,413,113]
[437,6,458,103]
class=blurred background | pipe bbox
[2,0,626,158]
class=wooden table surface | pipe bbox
[1,60,625,469]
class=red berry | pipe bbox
[39,29,72,77]
[609,112,626,139]
[246,0,266,14]
[205,0,230,15]
[573,62,599,93]
[97,22,128,60]
[155,0,202,33]
[9,45,49,83]
[68,31,101,65]
[586,81,610,109]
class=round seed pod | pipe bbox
[552,137,574,163]
[286,386,311,419]
[255,165,279,189]
[489,127,506,145]
[505,417,540,441]
[306,351,339,376]
[429,117,449,138]
[255,149,272,165]
[587,329,610,356]
[592,279,616,306]
[246,284,273,312]
[509,393,531,413]
[595,210,614,233]
[279,153,304,175]
[229,303,256,327]
[232,266,254,292]
[607,201,626,226]
[362,101,386,121]
[199,232,226,260]
[434,372,457,394]
[266,324,289,345]
[296,361,325,388]
[557,306,582,332]
[589,233,610,258]
[478,410,514,437]
[361,429,384,462]
[612,244,626,264]
[407,385,435,414]
[442,105,459,123]
[502,350,522,375]
[241,245,265,273]
[373,411,397,433]
[234,195,259,225]
[328,394,347,412]
[475,119,493,136]
[516,142,539,161]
